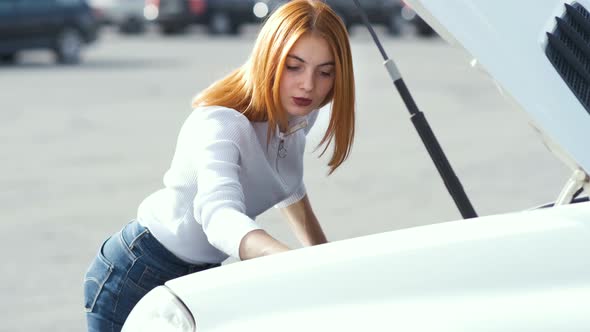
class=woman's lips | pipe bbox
[293,97,312,107]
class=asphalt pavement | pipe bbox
[0,25,569,331]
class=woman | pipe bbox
[83,0,355,330]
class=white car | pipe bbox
[122,0,590,331]
[90,0,148,33]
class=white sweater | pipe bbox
[137,106,319,264]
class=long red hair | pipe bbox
[192,0,355,174]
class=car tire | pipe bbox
[120,17,146,34]
[54,27,83,64]
[387,11,403,36]
[160,23,186,35]
[0,53,17,64]
[208,12,238,35]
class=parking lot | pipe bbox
[0,26,569,331]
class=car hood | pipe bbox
[165,202,590,331]
[405,0,590,175]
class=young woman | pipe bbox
[83,0,355,330]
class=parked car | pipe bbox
[144,0,203,35]
[0,0,99,64]
[123,0,590,331]
[148,0,284,35]
[324,0,405,35]
[400,0,435,36]
[90,0,148,34]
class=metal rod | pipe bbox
[351,0,478,219]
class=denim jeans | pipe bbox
[83,220,219,332]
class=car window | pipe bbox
[0,1,17,13]
[57,0,83,6]
[17,0,57,9]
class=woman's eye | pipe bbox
[320,71,333,77]
[286,65,299,71]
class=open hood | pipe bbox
[404,0,590,181]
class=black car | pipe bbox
[324,0,405,35]
[0,0,99,64]
[148,0,207,34]
[150,0,285,35]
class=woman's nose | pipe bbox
[300,71,314,92]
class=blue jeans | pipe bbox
[83,220,219,332]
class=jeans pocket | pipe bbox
[84,237,114,313]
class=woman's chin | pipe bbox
[286,106,314,117]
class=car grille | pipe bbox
[545,2,590,114]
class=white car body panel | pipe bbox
[166,202,590,331]
[90,0,146,24]
[405,0,590,173]
[123,1,590,330]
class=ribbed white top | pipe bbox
[137,106,318,264]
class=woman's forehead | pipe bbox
[287,33,334,64]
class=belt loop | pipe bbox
[129,229,148,250]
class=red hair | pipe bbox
[193,0,355,174]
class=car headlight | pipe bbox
[122,286,195,332]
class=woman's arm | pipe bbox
[280,194,328,247]
[239,230,290,260]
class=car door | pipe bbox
[0,0,21,53]
[15,0,64,48]
[363,0,386,21]
[378,0,403,20]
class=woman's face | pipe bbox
[279,33,335,118]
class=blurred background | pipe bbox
[0,0,436,65]
[0,0,569,331]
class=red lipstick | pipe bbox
[293,97,312,107]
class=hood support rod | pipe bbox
[352,0,478,219]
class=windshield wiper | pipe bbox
[352,0,478,219]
